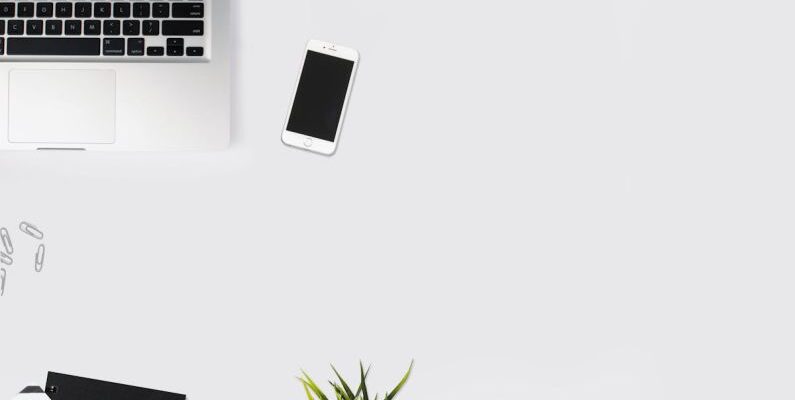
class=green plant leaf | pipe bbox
[302,381,316,400]
[301,371,330,400]
[332,384,344,400]
[355,364,371,397]
[385,360,414,400]
[300,379,327,400]
[330,382,347,400]
[358,362,370,400]
[332,365,357,400]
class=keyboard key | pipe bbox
[55,2,71,17]
[18,3,35,17]
[103,38,124,55]
[74,2,90,17]
[0,38,4,55]
[36,2,53,18]
[172,3,203,18]
[0,20,4,35]
[123,20,139,36]
[8,20,23,35]
[186,47,203,57]
[7,38,100,55]
[127,38,144,56]
[166,38,184,56]
[0,3,14,18]
[153,2,169,18]
[64,20,81,35]
[84,20,100,35]
[45,20,62,35]
[132,2,150,18]
[94,2,110,18]
[103,20,120,35]
[147,46,164,56]
[143,20,159,36]
[27,20,43,35]
[162,21,203,36]
[113,2,130,18]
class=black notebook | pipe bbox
[45,372,186,400]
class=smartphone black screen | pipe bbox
[287,51,355,142]
[46,372,186,400]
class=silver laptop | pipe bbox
[0,0,230,151]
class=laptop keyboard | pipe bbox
[0,1,209,61]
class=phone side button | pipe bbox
[304,139,313,148]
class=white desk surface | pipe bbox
[2,1,795,399]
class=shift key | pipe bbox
[162,21,203,36]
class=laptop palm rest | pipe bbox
[8,69,116,145]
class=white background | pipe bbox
[2,1,795,399]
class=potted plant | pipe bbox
[299,361,414,400]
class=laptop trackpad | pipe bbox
[8,70,116,144]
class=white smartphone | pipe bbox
[282,40,360,155]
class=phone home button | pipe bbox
[303,138,313,148]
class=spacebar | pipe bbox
[7,38,101,56]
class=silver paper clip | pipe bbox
[0,227,12,254]
[0,268,6,296]
[1,252,11,266]
[35,244,45,272]
[19,222,44,240]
